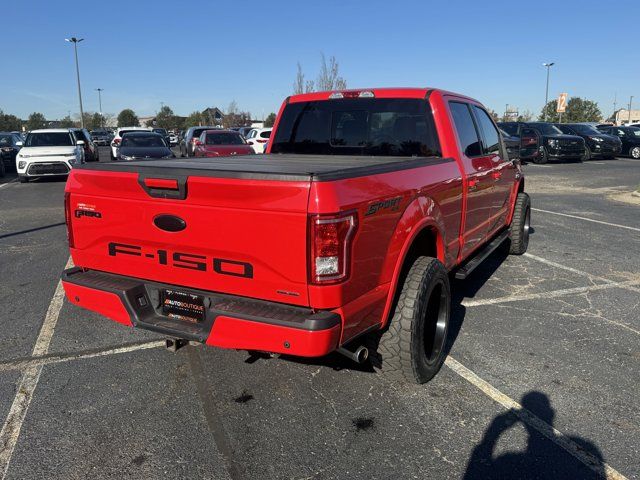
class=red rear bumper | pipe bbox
[62,267,341,357]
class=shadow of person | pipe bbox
[463,391,607,480]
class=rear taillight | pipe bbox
[111,138,120,147]
[309,212,357,284]
[64,192,75,248]
[256,139,268,143]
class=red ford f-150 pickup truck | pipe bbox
[61,88,530,383]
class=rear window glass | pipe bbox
[25,132,74,147]
[568,124,600,135]
[119,130,141,137]
[528,123,563,135]
[271,98,441,157]
[205,133,246,145]
[0,135,14,146]
[121,135,166,147]
[259,130,271,138]
[499,123,518,136]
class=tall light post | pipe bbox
[65,37,85,128]
[542,62,555,120]
[629,96,634,125]
[95,88,104,127]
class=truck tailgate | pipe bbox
[66,169,311,306]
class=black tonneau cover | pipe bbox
[77,154,450,181]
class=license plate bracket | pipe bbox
[161,289,205,324]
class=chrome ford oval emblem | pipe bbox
[153,214,186,232]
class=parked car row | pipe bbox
[497,121,628,164]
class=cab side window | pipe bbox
[473,106,501,155]
[450,102,482,157]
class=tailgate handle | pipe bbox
[138,175,188,200]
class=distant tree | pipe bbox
[222,101,252,128]
[293,63,305,95]
[89,112,103,129]
[516,110,534,122]
[0,110,22,131]
[117,109,139,127]
[316,53,347,91]
[184,111,204,129]
[539,97,602,123]
[102,113,115,127]
[487,109,500,121]
[264,113,277,128]
[26,112,47,130]
[76,111,100,129]
[156,105,176,130]
[58,115,75,128]
[293,53,346,93]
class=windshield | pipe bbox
[271,98,441,157]
[153,129,167,135]
[568,124,600,135]
[529,123,563,135]
[121,135,166,148]
[205,133,246,145]
[25,132,74,147]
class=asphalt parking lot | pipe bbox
[0,149,638,480]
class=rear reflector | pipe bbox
[309,212,357,284]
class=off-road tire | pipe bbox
[508,192,531,255]
[367,256,450,384]
[583,146,592,161]
[533,147,548,164]
[0,160,5,177]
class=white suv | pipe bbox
[16,129,85,183]
[110,126,151,159]
[245,127,272,154]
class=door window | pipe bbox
[473,106,501,155]
[450,102,482,157]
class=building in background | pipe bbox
[612,109,640,125]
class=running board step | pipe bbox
[455,230,510,280]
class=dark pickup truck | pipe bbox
[61,88,529,384]
[498,121,586,164]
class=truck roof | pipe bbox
[77,154,451,182]
[287,87,477,104]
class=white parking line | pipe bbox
[0,179,17,190]
[0,257,72,480]
[524,253,640,294]
[445,357,628,480]
[0,340,165,373]
[462,280,640,336]
[533,208,640,232]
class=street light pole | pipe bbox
[95,88,104,127]
[66,37,85,128]
[542,62,555,121]
[629,96,634,125]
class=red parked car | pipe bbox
[61,87,529,384]
[193,130,255,157]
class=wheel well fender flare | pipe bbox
[379,196,446,329]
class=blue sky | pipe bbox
[1,0,637,121]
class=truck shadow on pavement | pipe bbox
[463,391,607,480]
